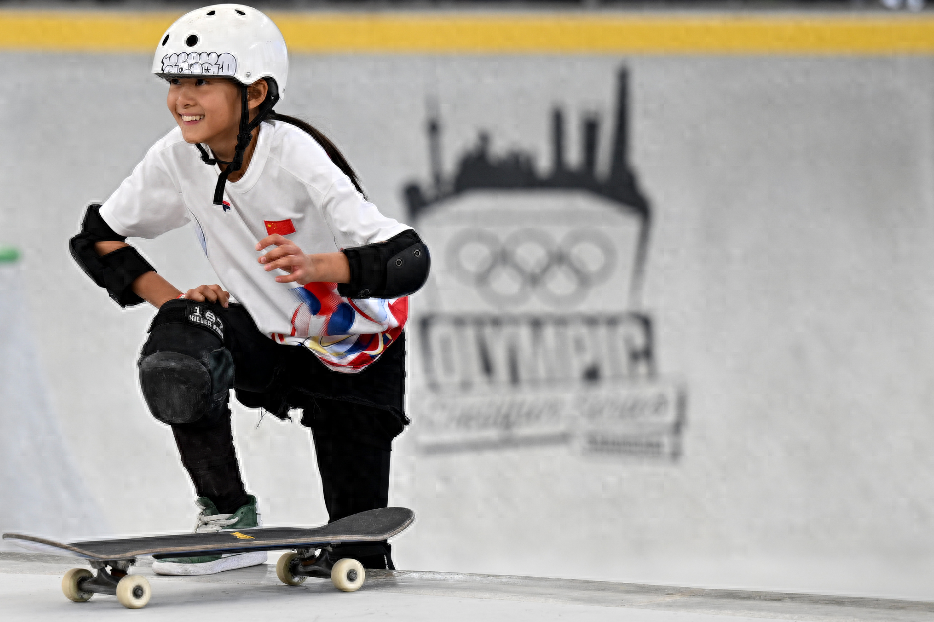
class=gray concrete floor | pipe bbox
[1,553,932,621]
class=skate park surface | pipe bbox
[2,553,933,622]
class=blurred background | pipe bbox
[2,0,934,603]
[0,0,931,10]
[0,1,929,8]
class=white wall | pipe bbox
[0,262,106,543]
[2,52,934,599]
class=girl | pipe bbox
[69,4,429,576]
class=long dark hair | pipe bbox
[266,111,365,198]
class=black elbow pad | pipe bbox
[338,229,430,299]
[69,203,156,307]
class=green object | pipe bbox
[0,246,19,264]
[158,495,260,565]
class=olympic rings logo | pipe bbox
[447,228,617,306]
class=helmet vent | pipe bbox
[186,34,199,47]
[207,10,215,15]
[235,9,246,15]
[161,34,169,46]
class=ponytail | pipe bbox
[266,112,365,198]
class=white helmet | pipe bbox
[152,4,289,99]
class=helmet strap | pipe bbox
[195,143,218,166]
[198,79,281,205]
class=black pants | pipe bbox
[148,300,407,569]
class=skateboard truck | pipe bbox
[287,545,335,579]
[82,559,134,595]
[276,544,366,592]
[62,559,151,609]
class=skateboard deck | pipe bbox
[2,506,414,609]
[4,506,413,560]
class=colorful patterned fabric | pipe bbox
[272,282,408,372]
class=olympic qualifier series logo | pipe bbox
[403,67,686,459]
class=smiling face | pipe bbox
[166,77,242,147]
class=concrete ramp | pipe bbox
[0,259,107,547]
[1,552,932,621]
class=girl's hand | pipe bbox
[256,234,314,284]
[180,284,230,307]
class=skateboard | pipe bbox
[2,506,414,609]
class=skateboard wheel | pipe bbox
[116,574,151,609]
[62,568,93,602]
[276,552,307,586]
[331,558,365,592]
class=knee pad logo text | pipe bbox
[187,304,224,340]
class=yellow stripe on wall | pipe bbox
[1,11,933,55]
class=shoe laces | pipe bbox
[195,512,238,533]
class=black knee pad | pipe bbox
[138,300,234,426]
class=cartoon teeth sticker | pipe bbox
[162,52,237,76]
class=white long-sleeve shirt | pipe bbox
[100,121,411,372]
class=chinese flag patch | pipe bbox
[264,219,296,236]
